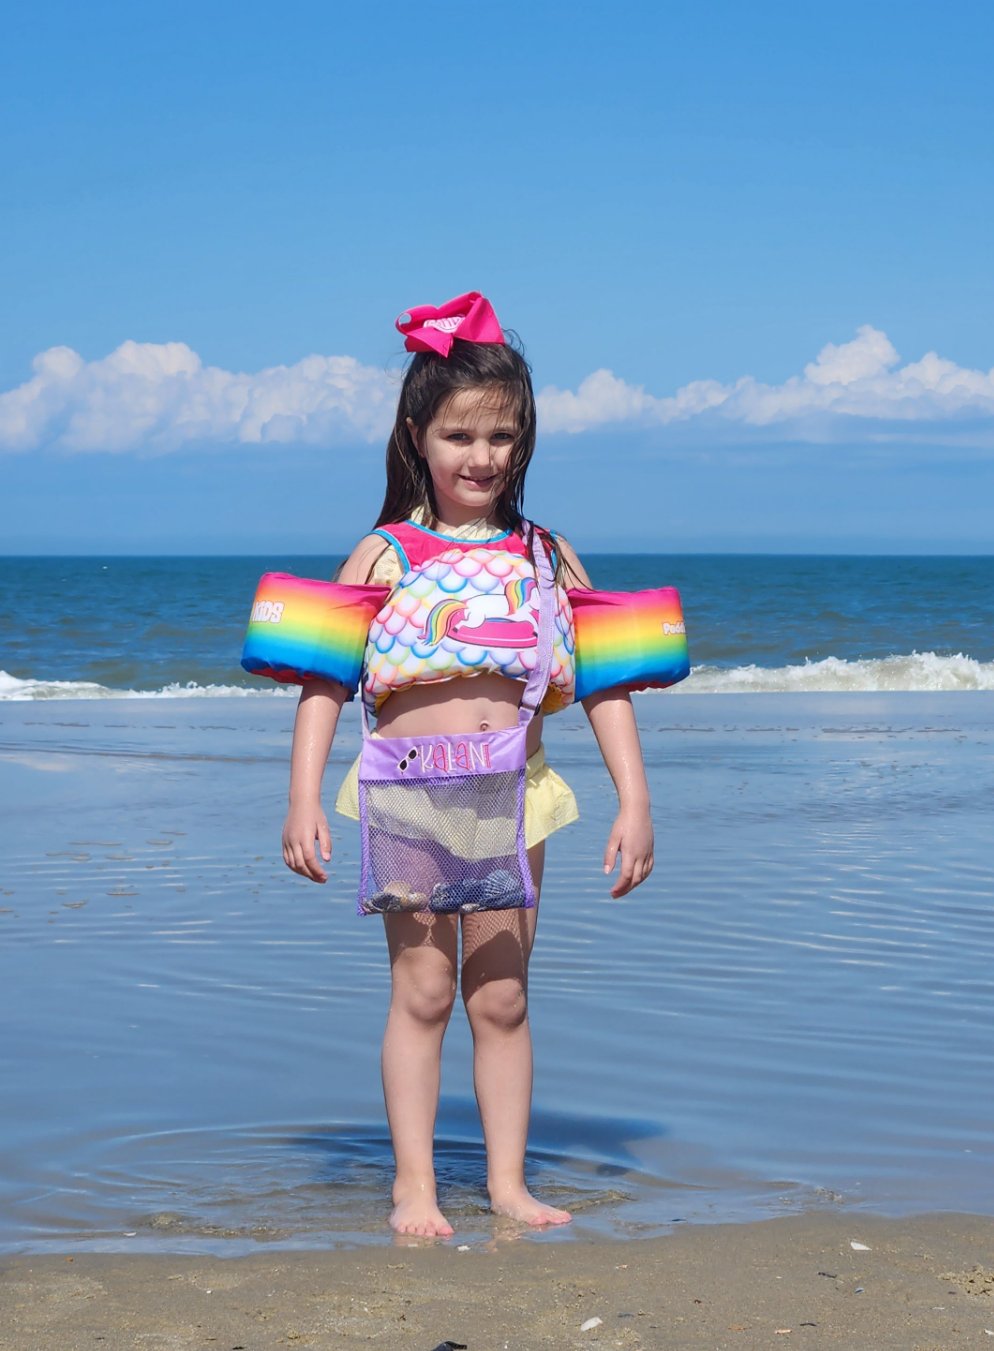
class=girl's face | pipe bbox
[410,387,518,527]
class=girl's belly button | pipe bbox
[479,720,491,732]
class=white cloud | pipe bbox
[537,325,994,441]
[0,341,399,454]
[803,326,899,386]
[533,368,664,434]
[2,326,993,455]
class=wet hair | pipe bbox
[375,336,537,533]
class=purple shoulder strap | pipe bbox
[517,523,555,725]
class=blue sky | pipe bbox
[2,0,993,553]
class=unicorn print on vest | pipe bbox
[413,575,539,656]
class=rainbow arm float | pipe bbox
[569,585,688,698]
[241,573,689,699]
[241,573,389,692]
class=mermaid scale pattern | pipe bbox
[363,546,575,714]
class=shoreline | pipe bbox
[3,1212,994,1349]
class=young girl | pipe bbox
[281,292,654,1238]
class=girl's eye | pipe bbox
[442,429,516,443]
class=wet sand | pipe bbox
[4,1212,994,1350]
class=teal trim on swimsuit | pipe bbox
[402,519,513,543]
[370,527,410,574]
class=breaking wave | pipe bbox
[678,651,994,694]
[3,652,993,701]
[0,671,293,702]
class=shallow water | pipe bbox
[1,694,992,1253]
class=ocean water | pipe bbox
[2,554,994,699]
[1,556,993,1254]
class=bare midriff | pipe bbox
[373,673,544,758]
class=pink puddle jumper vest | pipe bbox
[361,521,576,717]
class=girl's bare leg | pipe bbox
[382,911,459,1237]
[461,842,572,1226]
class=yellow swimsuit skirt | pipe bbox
[335,739,578,861]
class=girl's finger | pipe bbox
[301,842,327,883]
[611,857,635,897]
[293,843,311,878]
[603,834,621,875]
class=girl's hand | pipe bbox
[603,806,655,898]
[282,802,332,883]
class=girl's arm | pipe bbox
[282,533,392,883]
[556,535,655,899]
[282,680,348,883]
[582,690,654,898]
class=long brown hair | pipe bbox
[375,337,537,534]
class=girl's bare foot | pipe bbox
[489,1184,572,1227]
[390,1184,454,1238]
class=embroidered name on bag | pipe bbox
[398,740,494,774]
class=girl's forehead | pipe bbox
[435,386,519,426]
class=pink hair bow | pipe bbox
[396,291,505,356]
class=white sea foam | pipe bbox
[677,651,994,694]
[0,671,294,702]
[3,652,994,701]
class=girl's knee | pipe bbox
[392,968,457,1027]
[464,977,528,1033]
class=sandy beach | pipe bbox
[4,1212,994,1349]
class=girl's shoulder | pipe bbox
[537,527,592,590]
[335,534,397,586]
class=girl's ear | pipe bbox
[405,417,423,456]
